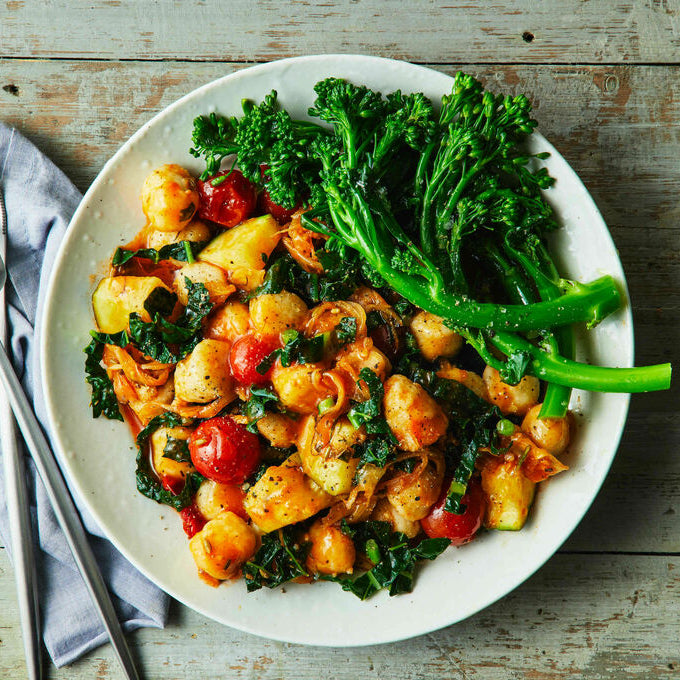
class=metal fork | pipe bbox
[0,185,42,679]
[0,190,140,680]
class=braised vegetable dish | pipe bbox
[84,74,670,598]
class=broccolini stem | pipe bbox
[490,331,672,393]
[502,239,575,418]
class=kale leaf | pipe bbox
[84,331,129,420]
[256,329,324,375]
[328,521,449,599]
[112,240,208,267]
[346,368,392,435]
[135,412,203,510]
[162,436,192,463]
[127,279,213,363]
[241,385,279,433]
[243,526,311,592]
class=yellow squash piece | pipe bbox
[244,454,333,533]
[480,456,536,531]
[92,275,172,333]
[297,416,361,496]
[198,214,281,291]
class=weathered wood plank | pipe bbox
[1,61,677,554]
[1,548,678,679]
[1,0,680,64]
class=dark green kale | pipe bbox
[126,279,213,363]
[135,412,204,510]
[241,385,279,433]
[256,329,324,375]
[335,316,357,346]
[354,436,397,469]
[346,368,392,435]
[84,331,129,420]
[328,521,449,599]
[243,526,311,592]
[112,240,208,267]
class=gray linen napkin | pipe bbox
[0,123,169,667]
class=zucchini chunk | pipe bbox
[198,214,281,291]
[92,275,172,333]
[480,456,536,531]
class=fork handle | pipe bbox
[3,407,43,680]
[0,344,141,680]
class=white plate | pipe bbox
[40,55,632,646]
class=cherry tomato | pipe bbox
[179,504,206,538]
[161,475,185,496]
[420,478,486,546]
[229,333,280,386]
[259,164,299,224]
[260,188,299,224]
[189,416,261,485]
[197,170,257,228]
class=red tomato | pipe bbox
[259,164,299,224]
[197,170,257,228]
[161,475,185,496]
[179,504,206,538]
[229,334,280,386]
[189,416,261,485]
[420,478,486,546]
[260,188,299,224]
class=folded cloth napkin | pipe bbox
[0,123,169,667]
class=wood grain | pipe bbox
[1,0,680,64]
[1,548,678,679]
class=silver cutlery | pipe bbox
[0,198,140,680]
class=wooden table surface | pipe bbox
[1,2,679,678]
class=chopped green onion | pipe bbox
[496,419,515,436]
[210,174,228,186]
[184,240,195,263]
[318,397,335,415]
[365,538,380,564]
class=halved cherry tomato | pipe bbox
[197,170,257,228]
[260,188,299,225]
[259,164,299,224]
[179,504,206,538]
[229,333,280,386]
[420,478,486,546]
[189,416,261,485]
[161,475,185,496]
